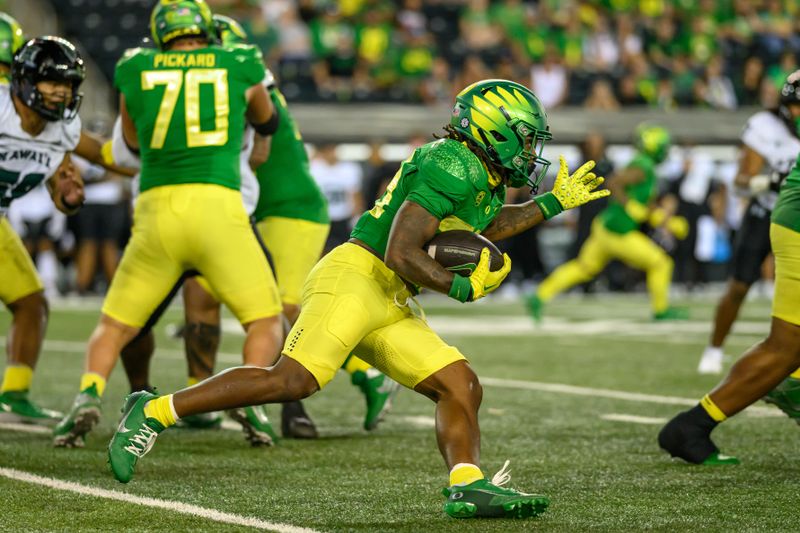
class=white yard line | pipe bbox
[0,467,320,533]
[600,413,667,425]
[479,376,779,417]
[0,421,51,434]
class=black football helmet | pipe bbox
[779,69,800,135]
[11,36,85,122]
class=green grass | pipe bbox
[1,293,797,532]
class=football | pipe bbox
[425,230,504,277]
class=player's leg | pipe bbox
[0,217,60,422]
[355,316,548,519]
[256,216,324,437]
[611,230,679,318]
[659,223,800,464]
[106,242,395,481]
[699,206,771,373]
[529,221,611,321]
[54,187,185,447]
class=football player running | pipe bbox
[0,33,86,424]
[659,111,800,464]
[697,72,800,374]
[108,79,608,519]
[527,123,689,322]
[53,0,285,447]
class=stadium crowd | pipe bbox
[202,0,800,107]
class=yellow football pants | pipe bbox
[537,220,673,313]
[0,216,43,305]
[771,223,800,326]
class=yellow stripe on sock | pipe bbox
[143,394,177,428]
[700,394,727,422]
[449,463,484,487]
[187,377,200,387]
[79,372,107,397]
[1,365,33,393]
[790,368,800,379]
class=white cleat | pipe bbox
[697,347,724,375]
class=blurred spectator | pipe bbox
[703,55,737,110]
[530,45,569,109]
[583,78,620,111]
[695,184,732,282]
[310,144,365,252]
[71,156,125,295]
[734,56,765,106]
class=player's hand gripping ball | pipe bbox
[427,230,511,300]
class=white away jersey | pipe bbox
[0,84,81,214]
[741,110,800,210]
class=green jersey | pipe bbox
[351,138,505,257]
[252,87,328,224]
[772,156,800,232]
[599,153,658,234]
[114,44,265,193]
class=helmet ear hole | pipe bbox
[491,131,507,142]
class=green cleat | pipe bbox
[108,391,165,483]
[525,293,543,324]
[175,411,223,429]
[701,451,740,466]
[653,307,690,321]
[52,385,102,448]
[764,376,800,423]
[0,390,62,424]
[226,405,278,446]
[352,369,399,431]
[442,462,549,519]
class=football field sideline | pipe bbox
[0,467,321,533]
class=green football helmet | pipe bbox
[150,0,215,50]
[634,123,671,163]
[451,79,552,189]
[213,14,248,46]
[0,12,25,66]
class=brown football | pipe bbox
[425,230,504,277]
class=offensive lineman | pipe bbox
[53,0,284,447]
[697,72,800,374]
[108,79,609,519]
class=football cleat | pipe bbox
[442,461,549,519]
[352,369,399,431]
[281,400,318,439]
[52,384,102,448]
[227,405,278,446]
[525,293,544,324]
[175,411,222,429]
[0,390,62,424]
[658,410,739,465]
[763,376,800,423]
[108,391,165,483]
[653,307,690,321]
[697,347,724,375]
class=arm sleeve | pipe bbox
[111,117,141,169]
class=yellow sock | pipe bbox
[1,365,33,393]
[537,260,593,302]
[80,372,107,397]
[700,394,727,422]
[343,355,372,375]
[187,377,200,387]
[647,258,673,314]
[449,463,484,487]
[143,394,177,428]
[790,368,800,379]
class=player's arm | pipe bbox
[46,153,84,215]
[733,144,769,195]
[245,83,279,169]
[248,133,271,170]
[385,201,511,302]
[483,156,608,241]
[74,130,137,177]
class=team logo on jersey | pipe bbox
[474,191,485,206]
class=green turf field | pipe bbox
[1,292,796,532]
